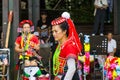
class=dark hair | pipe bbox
[59,21,69,36]
[40,11,47,15]
[107,32,113,35]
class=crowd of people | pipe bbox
[13,0,117,80]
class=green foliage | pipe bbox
[70,7,94,24]
[45,0,95,23]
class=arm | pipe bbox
[109,40,117,56]
[37,20,41,33]
[94,0,108,9]
[113,48,116,54]
[37,27,41,34]
[102,0,108,9]
[14,37,23,53]
[34,43,40,51]
[15,43,23,53]
[64,58,76,80]
[102,5,108,9]
[94,4,101,9]
[109,48,116,56]
[94,0,101,8]
[112,40,117,55]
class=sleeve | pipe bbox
[94,0,97,5]
[15,37,21,45]
[64,58,76,80]
[113,40,117,48]
[105,0,108,5]
[32,36,40,44]
[65,44,79,59]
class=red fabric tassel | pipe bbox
[15,64,19,70]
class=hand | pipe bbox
[54,76,61,80]
[37,55,42,60]
[102,5,107,9]
[109,52,114,56]
[34,44,40,50]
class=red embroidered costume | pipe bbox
[52,12,82,80]
[15,20,42,80]
[15,20,40,59]
[15,34,39,58]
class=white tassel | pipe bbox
[61,12,70,19]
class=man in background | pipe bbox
[105,0,113,23]
[107,32,117,56]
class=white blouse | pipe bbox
[64,58,76,80]
[94,0,108,7]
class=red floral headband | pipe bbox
[51,17,66,25]
[19,20,33,28]
[17,20,34,33]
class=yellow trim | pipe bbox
[19,55,29,59]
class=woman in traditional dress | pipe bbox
[15,20,42,80]
[52,12,82,80]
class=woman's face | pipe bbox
[41,14,47,19]
[52,25,66,41]
[22,23,31,33]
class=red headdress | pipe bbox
[51,12,82,53]
[17,20,34,33]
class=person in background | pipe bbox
[107,32,117,56]
[92,0,108,36]
[51,12,82,80]
[37,11,51,43]
[105,0,113,23]
[15,20,42,80]
[33,31,42,56]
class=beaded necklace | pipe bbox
[53,44,60,76]
[21,33,31,51]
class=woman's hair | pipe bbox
[59,21,69,36]
[17,33,22,37]
[40,11,47,15]
[107,32,113,35]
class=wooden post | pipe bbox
[5,11,13,48]
[13,0,19,79]
[113,0,118,34]
[13,0,19,42]
[2,0,8,48]
[2,0,8,80]
[28,0,33,20]
[32,0,40,30]
[2,11,13,80]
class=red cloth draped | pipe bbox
[67,19,82,53]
